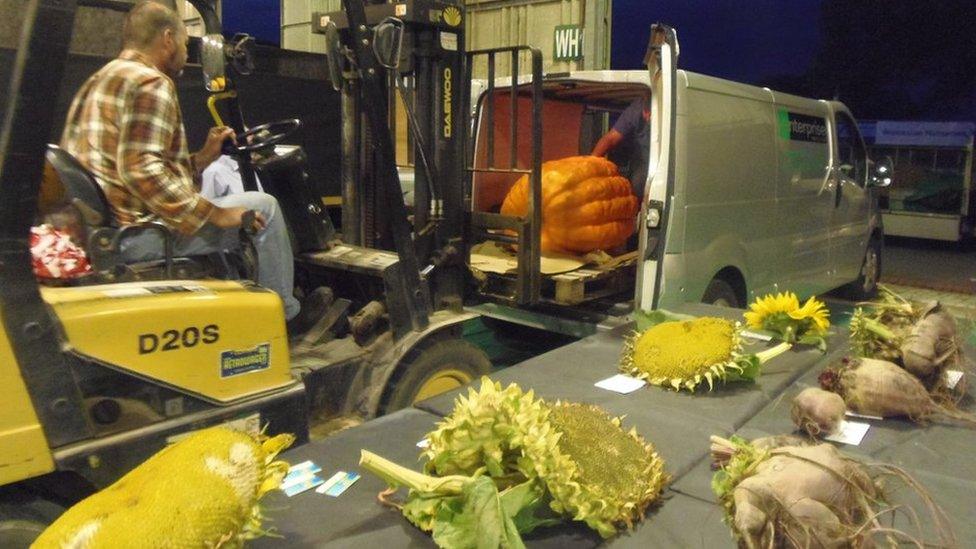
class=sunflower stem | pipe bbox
[755,342,792,364]
[858,316,899,342]
[360,450,470,495]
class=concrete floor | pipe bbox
[882,236,976,293]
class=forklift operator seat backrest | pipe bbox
[45,144,114,228]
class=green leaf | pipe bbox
[797,334,828,353]
[726,355,762,383]
[403,491,457,532]
[431,476,526,549]
[633,308,696,331]
[500,480,561,534]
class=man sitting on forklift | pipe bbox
[59,0,326,335]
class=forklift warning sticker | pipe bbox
[220,343,271,378]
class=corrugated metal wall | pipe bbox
[281,0,342,54]
[280,0,612,74]
[465,0,610,76]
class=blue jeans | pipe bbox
[121,192,301,319]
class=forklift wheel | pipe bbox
[0,489,65,548]
[384,339,492,413]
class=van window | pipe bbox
[835,113,867,186]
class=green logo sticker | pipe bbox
[778,109,827,143]
[220,343,270,378]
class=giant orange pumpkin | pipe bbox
[500,156,639,254]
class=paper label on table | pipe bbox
[284,461,322,485]
[317,471,361,497]
[283,474,325,497]
[595,374,646,394]
[741,330,773,342]
[417,438,431,449]
[825,420,870,446]
[845,411,883,421]
[945,370,964,390]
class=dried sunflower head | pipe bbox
[421,379,668,538]
[539,402,667,537]
[423,377,556,482]
[621,317,747,391]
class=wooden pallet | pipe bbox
[548,263,634,305]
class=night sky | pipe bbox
[612,0,823,84]
[222,0,281,45]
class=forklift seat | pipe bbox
[43,144,254,282]
[45,144,113,227]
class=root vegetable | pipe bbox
[820,357,976,427]
[711,436,954,549]
[901,309,958,380]
[790,387,846,437]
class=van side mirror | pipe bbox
[869,156,893,188]
[201,34,227,91]
[373,17,404,70]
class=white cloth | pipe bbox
[200,155,262,198]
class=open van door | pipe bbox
[635,24,679,310]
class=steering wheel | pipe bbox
[228,118,302,153]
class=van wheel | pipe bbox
[0,490,65,548]
[846,237,882,300]
[383,339,492,413]
[702,278,740,308]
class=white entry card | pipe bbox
[945,370,964,390]
[824,420,870,446]
[595,374,646,394]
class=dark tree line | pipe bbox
[762,1,976,120]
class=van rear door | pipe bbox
[635,24,678,309]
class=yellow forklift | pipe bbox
[0,0,490,543]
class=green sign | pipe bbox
[553,24,584,61]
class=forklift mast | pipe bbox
[316,0,468,322]
[0,0,94,448]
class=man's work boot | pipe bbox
[286,287,333,338]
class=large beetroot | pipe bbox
[790,387,846,437]
[819,357,976,426]
[850,287,965,395]
[711,435,953,549]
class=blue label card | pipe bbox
[316,471,361,497]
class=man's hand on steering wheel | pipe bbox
[195,126,235,172]
[226,119,302,154]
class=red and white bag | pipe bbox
[30,224,92,280]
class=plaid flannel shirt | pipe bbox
[61,50,214,235]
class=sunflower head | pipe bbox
[788,296,830,333]
[620,317,744,391]
[744,292,830,344]
[743,292,799,330]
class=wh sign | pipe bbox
[553,25,583,61]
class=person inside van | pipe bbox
[591,94,651,198]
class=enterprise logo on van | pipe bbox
[778,109,827,143]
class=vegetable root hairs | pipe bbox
[711,436,955,548]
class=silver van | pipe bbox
[465,28,889,333]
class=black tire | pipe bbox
[0,490,65,548]
[384,339,493,413]
[702,278,740,308]
[846,237,882,301]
